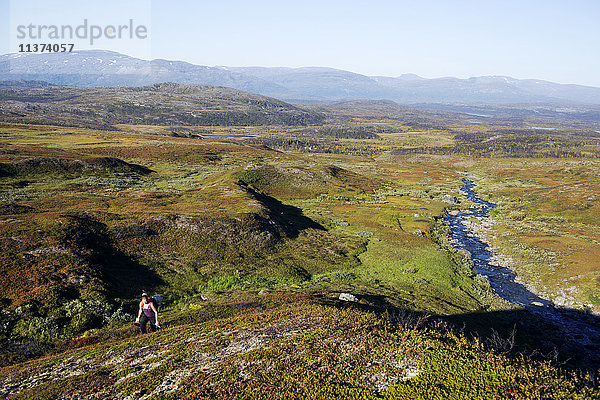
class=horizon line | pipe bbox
[3,50,600,89]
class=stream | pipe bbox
[445,179,600,358]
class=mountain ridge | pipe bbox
[2,50,600,104]
[0,81,325,128]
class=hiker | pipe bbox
[135,292,160,333]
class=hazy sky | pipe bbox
[2,0,600,86]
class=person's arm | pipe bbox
[151,302,159,326]
[136,301,143,322]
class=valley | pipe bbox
[0,84,599,398]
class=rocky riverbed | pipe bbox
[446,179,600,363]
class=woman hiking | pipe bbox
[135,292,160,333]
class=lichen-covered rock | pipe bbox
[339,292,359,302]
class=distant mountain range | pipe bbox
[2,50,600,105]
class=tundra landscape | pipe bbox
[4,1,600,398]
[0,74,599,398]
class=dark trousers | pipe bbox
[140,313,157,334]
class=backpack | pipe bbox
[152,294,162,308]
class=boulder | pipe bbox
[442,195,458,204]
[339,293,359,302]
[333,219,349,227]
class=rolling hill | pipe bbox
[0,82,324,128]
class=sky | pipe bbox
[2,0,600,87]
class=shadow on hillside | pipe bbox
[243,185,325,238]
[440,307,600,371]
[322,292,600,372]
[62,213,164,301]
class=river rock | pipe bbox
[442,195,458,204]
[339,293,359,302]
[446,179,600,360]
